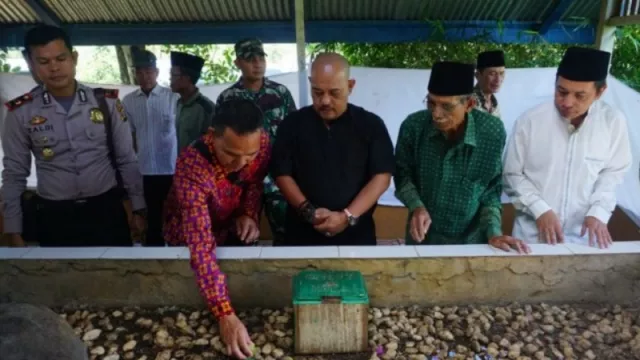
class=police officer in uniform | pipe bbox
[1,25,146,247]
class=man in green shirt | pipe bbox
[394,61,529,254]
[170,51,215,151]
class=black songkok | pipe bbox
[170,51,205,73]
[557,46,611,82]
[428,61,475,96]
[132,49,157,68]
[477,50,505,69]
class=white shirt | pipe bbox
[503,100,632,245]
[122,86,179,175]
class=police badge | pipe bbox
[90,108,105,124]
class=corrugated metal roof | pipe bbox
[0,0,39,24]
[1,0,602,24]
[562,0,601,21]
[42,0,291,23]
[306,0,558,22]
[304,0,603,22]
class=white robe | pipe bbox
[503,100,632,245]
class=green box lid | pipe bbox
[292,270,369,305]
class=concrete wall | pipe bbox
[2,242,640,309]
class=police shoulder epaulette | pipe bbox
[4,93,34,112]
[103,89,120,99]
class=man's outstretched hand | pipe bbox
[219,314,254,359]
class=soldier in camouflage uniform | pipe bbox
[215,38,297,245]
[472,50,506,119]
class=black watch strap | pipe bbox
[297,200,316,224]
[133,208,147,218]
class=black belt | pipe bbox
[38,187,121,206]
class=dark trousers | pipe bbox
[143,175,173,246]
[37,188,131,247]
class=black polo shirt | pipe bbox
[270,104,395,246]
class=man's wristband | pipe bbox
[133,208,147,218]
[297,200,316,224]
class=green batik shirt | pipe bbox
[215,78,297,194]
[176,90,215,151]
[394,109,506,245]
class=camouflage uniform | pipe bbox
[472,85,501,119]
[216,38,297,244]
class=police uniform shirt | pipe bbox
[1,83,145,234]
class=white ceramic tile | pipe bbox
[179,247,191,259]
[0,247,33,259]
[565,241,640,255]
[493,243,574,256]
[259,246,340,259]
[339,245,419,258]
[101,246,185,259]
[216,246,262,260]
[21,247,109,259]
[416,244,500,257]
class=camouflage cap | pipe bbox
[234,38,267,60]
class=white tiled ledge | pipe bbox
[2,242,640,260]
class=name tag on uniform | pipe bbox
[28,124,54,134]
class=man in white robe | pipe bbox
[503,46,632,248]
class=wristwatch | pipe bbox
[343,208,359,226]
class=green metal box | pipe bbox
[292,270,369,354]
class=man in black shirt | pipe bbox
[270,52,395,246]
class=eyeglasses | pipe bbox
[423,96,463,113]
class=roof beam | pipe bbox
[608,14,640,25]
[0,20,596,47]
[536,0,576,35]
[24,0,61,27]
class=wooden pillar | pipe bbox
[595,0,618,53]
[294,0,309,107]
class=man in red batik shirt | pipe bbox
[163,98,269,359]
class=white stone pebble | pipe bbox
[58,303,639,360]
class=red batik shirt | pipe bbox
[163,131,270,319]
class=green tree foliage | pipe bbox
[307,42,568,69]
[307,25,640,91]
[160,44,239,84]
[611,26,640,90]
[0,51,22,73]
[76,46,121,84]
